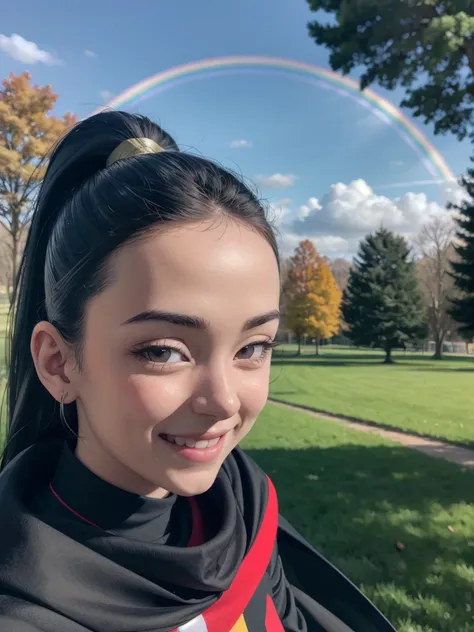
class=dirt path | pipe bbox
[269,399,474,470]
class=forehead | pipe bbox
[101,219,280,322]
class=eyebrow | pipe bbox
[121,309,280,332]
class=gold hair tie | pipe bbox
[106,137,164,167]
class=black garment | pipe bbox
[30,442,193,545]
[0,441,396,632]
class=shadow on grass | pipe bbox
[412,367,474,373]
[246,444,474,631]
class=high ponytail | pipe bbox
[1,110,278,469]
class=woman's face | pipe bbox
[69,219,280,497]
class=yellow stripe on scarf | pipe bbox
[229,615,248,632]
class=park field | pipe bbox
[0,308,473,630]
[270,346,474,446]
[245,404,474,632]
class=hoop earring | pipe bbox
[59,392,77,438]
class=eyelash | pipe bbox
[131,340,280,367]
[239,340,281,364]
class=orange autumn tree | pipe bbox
[0,72,76,298]
[284,240,320,354]
[309,259,342,355]
[283,240,318,353]
[284,240,342,354]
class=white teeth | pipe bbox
[194,440,209,449]
[164,435,221,449]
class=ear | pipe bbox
[30,321,78,404]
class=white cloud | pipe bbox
[277,232,303,256]
[255,173,297,189]
[277,232,349,258]
[0,33,60,65]
[313,235,350,252]
[229,139,252,149]
[298,197,321,220]
[100,90,114,102]
[276,178,462,258]
[390,160,404,167]
[84,49,97,58]
[291,179,449,241]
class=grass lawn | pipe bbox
[244,404,474,632]
[1,311,473,630]
[270,347,474,447]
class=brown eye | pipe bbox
[134,346,188,364]
[143,347,172,363]
[236,343,267,361]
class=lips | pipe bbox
[158,431,228,464]
[162,434,221,449]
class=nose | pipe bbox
[192,367,240,421]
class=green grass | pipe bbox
[270,347,474,446]
[244,404,474,632]
[1,311,473,629]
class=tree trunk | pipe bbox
[314,337,320,356]
[10,234,18,301]
[464,39,474,75]
[433,336,443,360]
[8,211,20,304]
[297,335,302,356]
[12,236,18,288]
[384,347,394,364]
[6,272,13,304]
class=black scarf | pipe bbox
[0,441,396,632]
[0,441,268,631]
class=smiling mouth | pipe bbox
[161,434,221,449]
[158,432,228,463]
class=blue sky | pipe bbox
[1,0,470,257]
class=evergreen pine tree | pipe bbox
[343,229,427,363]
[450,161,474,339]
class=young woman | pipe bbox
[0,112,395,632]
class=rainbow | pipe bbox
[93,55,455,182]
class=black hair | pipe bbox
[1,110,279,470]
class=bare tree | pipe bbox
[0,223,28,297]
[330,257,351,293]
[415,216,457,360]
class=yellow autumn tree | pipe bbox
[284,239,322,354]
[309,259,342,355]
[0,72,76,297]
[284,240,342,355]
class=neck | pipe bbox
[74,438,170,499]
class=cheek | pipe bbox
[239,369,271,417]
[124,374,190,421]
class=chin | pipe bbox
[160,466,221,498]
